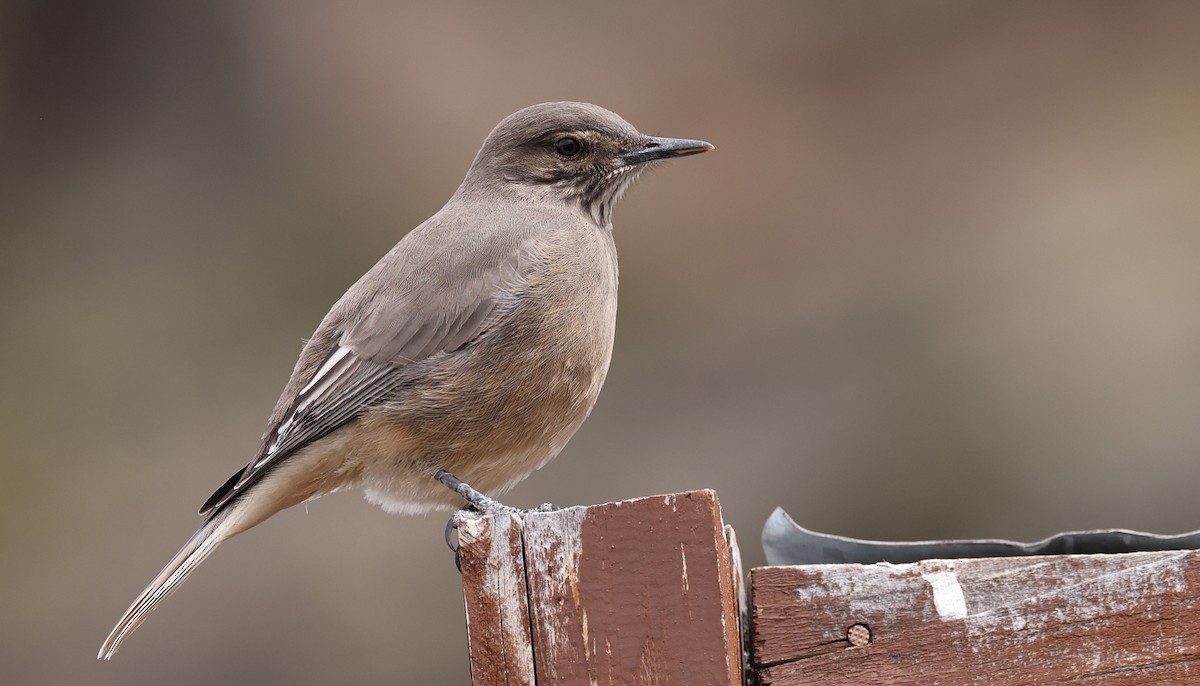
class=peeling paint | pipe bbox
[682,543,690,592]
[922,567,967,620]
[756,550,1200,682]
[964,551,1193,648]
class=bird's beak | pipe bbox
[622,136,715,166]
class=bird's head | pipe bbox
[461,102,713,226]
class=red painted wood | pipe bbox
[752,551,1200,684]
[458,490,743,685]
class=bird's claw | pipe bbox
[445,514,463,573]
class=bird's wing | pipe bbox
[199,234,533,517]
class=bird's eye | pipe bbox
[553,136,582,157]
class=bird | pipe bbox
[98,101,713,659]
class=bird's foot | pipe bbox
[434,470,564,573]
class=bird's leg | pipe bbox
[434,469,562,514]
[434,470,522,514]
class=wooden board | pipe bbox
[458,510,536,684]
[458,490,743,686]
[752,551,1200,684]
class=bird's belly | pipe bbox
[355,317,614,513]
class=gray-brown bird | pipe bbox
[99,101,712,658]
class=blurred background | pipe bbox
[3,1,1200,683]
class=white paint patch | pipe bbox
[922,568,968,620]
[964,551,1192,642]
[581,608,590,661]
[522,507,587,668]
[791,562,915,625]
[681,543,689,592]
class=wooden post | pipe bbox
[457,489,744,686]
[751,551,1200,684]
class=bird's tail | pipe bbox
[98,505,240,659]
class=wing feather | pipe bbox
[200,290,514,516]
[198,216,543,517]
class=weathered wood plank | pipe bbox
[459,490,743,685]
[458,512,535,686]
[752,551,1200,685]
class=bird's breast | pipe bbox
[360,225,618,504]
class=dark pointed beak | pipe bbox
[622,136,715,166]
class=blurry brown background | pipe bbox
[3,1,1200,683]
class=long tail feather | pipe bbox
[98,507,238,659]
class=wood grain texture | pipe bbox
[459,512,536,685]
[458,490,743,685]
[752,551,1200,685]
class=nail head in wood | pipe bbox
[846,623,870,647]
